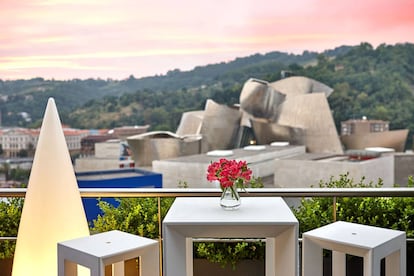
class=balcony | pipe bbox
[1,187,413,276]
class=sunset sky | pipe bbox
[1,0,413,80]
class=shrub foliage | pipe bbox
[293,173,414,238]
[0,198,23,259]
[90,197,174,239]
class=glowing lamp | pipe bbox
[12,98,90,276]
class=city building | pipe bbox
[153,144,306,188]
[0,128,36,158]
[273,151,394,188]
[0,126,91,157]
[340,118,408,152]
[0,125,148,160]
[109,125,150,140]
[62,127,91,155]
[75,139,134,172]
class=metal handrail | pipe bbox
[3,187,414,225]
[2,187,413,238]
[1,187,414,198]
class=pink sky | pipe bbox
[1,0,413,80]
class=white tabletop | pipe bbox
[304,221,405,249]
[58,230,157,258]
[163,197,298,225]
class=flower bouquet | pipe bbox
[207,158,252,210]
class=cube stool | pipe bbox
[58,230,159,276]
[302,221,406,276]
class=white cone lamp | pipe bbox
[12,98,90,276]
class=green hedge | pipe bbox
[0,198,23,259]
[293,173,414,238]
[90,197,174,238]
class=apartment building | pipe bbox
[0,128,36,158]
[0,126,92,157]
[62,127,91,155]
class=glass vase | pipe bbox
[220,186,241,210]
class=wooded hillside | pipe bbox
[1,42,413,147]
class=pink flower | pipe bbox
[206,158,252,190]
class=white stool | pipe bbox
[302,221,406,276]
[58,230,159,276]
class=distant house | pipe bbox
[340,118,408,152]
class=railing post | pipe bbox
[157,196,163,276]
[333,196,337,221]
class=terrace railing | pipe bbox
[1,187,413,275]
[2,186,414,221]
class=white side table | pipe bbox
[302,221,406,276]
[163,197,299,276]
[58,230,159,276]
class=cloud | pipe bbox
[0,0,413,79]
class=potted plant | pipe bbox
[193,240,265,275]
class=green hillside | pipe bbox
[0,45,349,127]
[1,42,414,148]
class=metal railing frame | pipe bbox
[2,186,414,233]
[3,186,414,221]
[1,187,413,274]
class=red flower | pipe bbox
[206,158,252,190]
